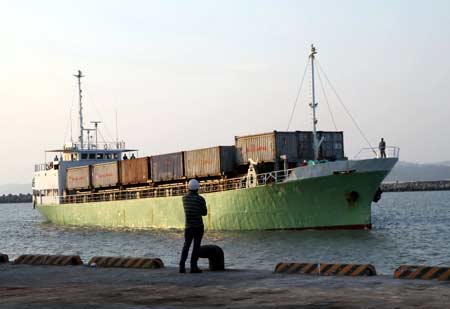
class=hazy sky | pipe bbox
[0,0,449,185]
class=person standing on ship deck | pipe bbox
[179,179,207,274]
[379,138,386,158]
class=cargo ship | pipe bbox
[32,46,399,230]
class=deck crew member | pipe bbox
[379,138,386,158]
[179,179,207,273]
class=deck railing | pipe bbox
[35,162,55,172]
[354,146,400,160]
[68,141,126,151]
[56,168,294,205]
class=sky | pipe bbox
[0,0,449,185]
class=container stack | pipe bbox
[64,130,345,193]
[235,130,344,167]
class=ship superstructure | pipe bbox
[32,71,135,204]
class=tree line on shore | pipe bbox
[0,193,32,203]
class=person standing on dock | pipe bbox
[179,179,207,274]
[379,138,386,158]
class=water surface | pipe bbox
[1,191,449,274]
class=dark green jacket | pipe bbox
[182,191,207,228]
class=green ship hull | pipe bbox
[37,166,390,230]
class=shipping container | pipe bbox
[150,152,184,182]
[120,157,149,185]
[184,146,235,178]
[92,162,119,188]
[318,131,344,160]
[297,131,314,161]
[235,131,299,165]
[66,166,90,190]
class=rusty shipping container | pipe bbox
[184,146,236,178]
[235,131,299,165]
[150,152,184,182]
[92,162,120,188]
[318,131,344,160]
[66,166,90,190]
[120,157,149,185]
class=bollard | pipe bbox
[0,253,9,263]
[199,245,225,271]
[394,265,450,281]
[274,262,376,276]
[14,255,83,266]
[87,256,164,269]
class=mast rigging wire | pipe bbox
[316,61,376,154]
[85,90,115,143]
[316,66,338,131]
[63,82,77,145]
[286,59,310,131]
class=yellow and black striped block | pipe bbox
[0,253,9,263]
[394,265,450,281]
[274,263,318,274]
[14,254,83,266]
[88,256,164,269]
[274,262,376,276]
[318,263,376,276]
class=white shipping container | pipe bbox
[91,162,119,188]
[66,166,90,190]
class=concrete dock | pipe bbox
[1,263,449,308]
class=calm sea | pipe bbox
[1,191,449,274]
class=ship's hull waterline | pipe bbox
[37,164,392,231]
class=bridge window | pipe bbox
[96,153,104,160]
[81,153,88,160]
[89,153,95,160]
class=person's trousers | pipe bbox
[179,226,204,268]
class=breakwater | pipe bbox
[381,180,450,192]
[0,193,32,204]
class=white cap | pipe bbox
[188,179,200,191]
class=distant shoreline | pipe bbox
[0,193,32,204]
[381,180,450,192]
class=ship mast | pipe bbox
[309,45,319,160]
[74,70,84,149]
